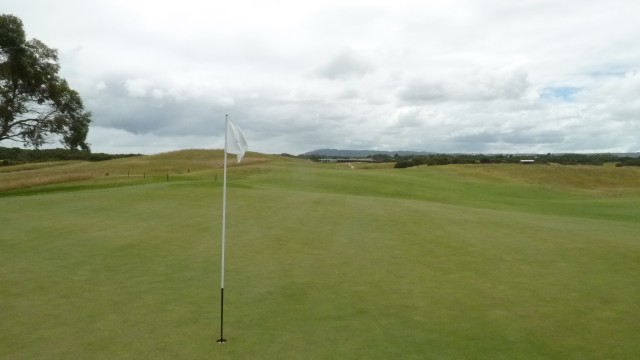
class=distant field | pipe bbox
[1,151,639,359]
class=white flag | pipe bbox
[226,119,248,163]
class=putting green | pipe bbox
[1,156,639,359]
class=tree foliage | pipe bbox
[300,151,639,167]
[0,14,91,150]
[392,153,640,168]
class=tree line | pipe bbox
[300,153,640,167]
[0,146,139,166]
[391,153,640,168]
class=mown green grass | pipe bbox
[1,155,639,359]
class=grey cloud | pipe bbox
[491,69,529,99]
[556,129,633,152]
[5,0,638,155]
[399,69,530,104]
[316,49,374,80]
[501,129,565,144]
[450,128,566,146]
[398,81,446,103]
[452,132,501,144]
[85,78,224,137]
[394,108,432,128]
[337,87,359,100]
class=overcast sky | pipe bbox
[3,0,639,154]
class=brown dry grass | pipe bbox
[433,163,640,195]
[0,161,82,173]
[0,173,95,192]
[0,149,274,192]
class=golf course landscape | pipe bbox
[1,150,639,359]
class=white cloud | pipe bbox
[124,78,153,97]
[87,126,217,155]
[2,0,639,154]
[399,67,531,104]
[218,97,235,107]
[95,81,107,91]
[316,48,374,80]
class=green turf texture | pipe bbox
[1,154,639,359]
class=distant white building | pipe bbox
[520,159,535,164]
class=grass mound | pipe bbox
[0,149,273,193]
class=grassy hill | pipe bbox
[0,150,272,193]
[1,151,639,359]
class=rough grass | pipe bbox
[1,152,639,359]
[0,172,94,191]
[432,163,640,194]
[0,150,271,193]
[0,161,83,173]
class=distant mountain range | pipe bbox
[302,149,640,158]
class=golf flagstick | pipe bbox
[217,115,247,344]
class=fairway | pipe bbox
[1,153,639,359]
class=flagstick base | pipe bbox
[216,338,227,344]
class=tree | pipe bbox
[0,14,91,150]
